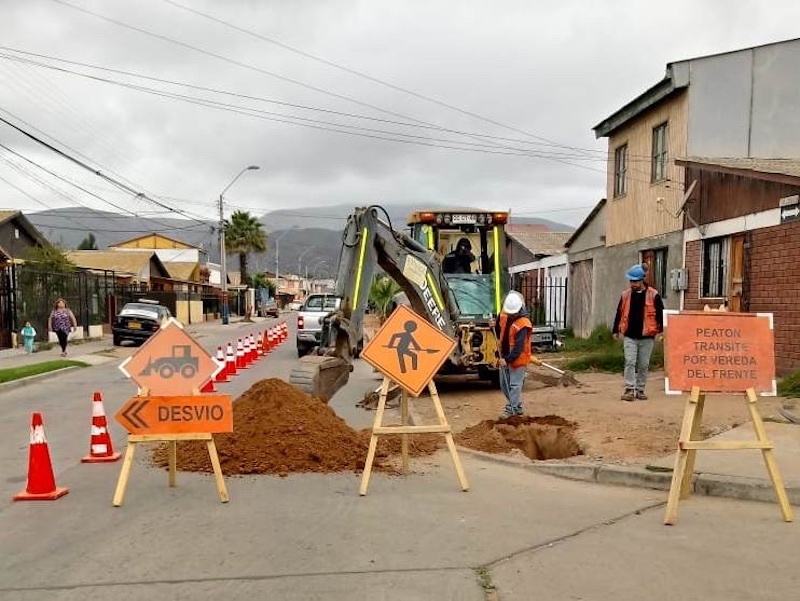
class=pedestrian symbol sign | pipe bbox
[119,319,221,395]
[361,304,456,396]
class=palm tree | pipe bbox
[369,275,403,323]
[224,210,267,285]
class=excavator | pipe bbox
[288,205,511,399]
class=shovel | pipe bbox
[529,357,580,387]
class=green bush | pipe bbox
[778,369,800,398]
[564,342,664,373]
[563,326,618,353]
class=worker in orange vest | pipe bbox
[613,264,664,401]
[494,291,533,419]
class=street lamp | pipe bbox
[273,226,298,295]
[297,246,315,278]
[219,165,259,325]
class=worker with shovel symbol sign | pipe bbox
[386,320,439,374]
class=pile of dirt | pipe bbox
[455,415,583,460]
[152,378,441,475]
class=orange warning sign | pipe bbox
[664,311,776,395]
[361,304,456,396]
[115,395,233,435]
[119,319,221,395]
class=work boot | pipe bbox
[635,391,648,400]
[621,389,635,402]
[498,411,513,420]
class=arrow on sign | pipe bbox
[120,398,150,430]
[782,206,800,219]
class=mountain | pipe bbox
[26,202,574,280]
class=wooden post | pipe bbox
[401,391,409,475]
[664,387,792,525]
[359,377,468,495]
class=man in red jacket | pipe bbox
[613,264,664,401]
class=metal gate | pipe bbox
[515,272,568,329]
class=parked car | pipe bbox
[112,299,172,346]
[261,298,279,318]
[288,300,303,311]
[296,294,340,357]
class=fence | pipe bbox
[515,273,568,330]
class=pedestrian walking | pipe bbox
[612,264,664,401]
[20,321,36,354]
[49,298,77,357]
[494,291,533,419]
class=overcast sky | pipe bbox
[1,0,799,235]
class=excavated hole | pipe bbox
[456,415,583,460]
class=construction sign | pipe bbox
[119,319,221,395]
[664,310,776,395]
[115,395,233,435]
[361,304,456,396]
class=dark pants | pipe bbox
[55,330,69,353]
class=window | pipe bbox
[702,236,729,298]
[651,122,668,182]
[614,144,628,197]
[640,248,667,299]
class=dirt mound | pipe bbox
[152,378,440,475]
[455,414,583,460]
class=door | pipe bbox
[569,259,593,338]
[728,234,745,312]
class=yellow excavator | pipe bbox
[288,205,512,398]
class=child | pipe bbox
[21,321,36,354]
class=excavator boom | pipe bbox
[289,206,461,398]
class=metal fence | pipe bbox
[515,273,568,330]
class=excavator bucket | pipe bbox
[288,355,352,400]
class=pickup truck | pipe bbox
[296,293,341,357]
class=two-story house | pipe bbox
[592,37,800,329]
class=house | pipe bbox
[564,199,607,338]
[592,37,800,327]
[0,210,50,347]
[507,231,571,328]
[65,250,171,287]
[678,157,800,374]
[109,232,207,288]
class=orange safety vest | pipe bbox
[498,313,533,368]
[618,287,660,338]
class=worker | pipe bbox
[612,264,664,401]
[494,291,533,419]
[442,238,475,274]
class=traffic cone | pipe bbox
[13,413,69,501]
[249,333,258,362]
[262,329,270,354]
[281,322,288,342]
[242,336,252,366]
[266,328,274,352]
[236,338,246,369]
[214,346,228,383]
[226,341,237,377]
[256,332,264,356]
[200,375,216,393]
[81,392,122,463]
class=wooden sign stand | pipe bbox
[112,388,229,507]
[664,386,793,525]
[359,376,469,495]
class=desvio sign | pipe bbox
[664,311,776,395]
[116,395,233,435]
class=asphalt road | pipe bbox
[1,317,798,600]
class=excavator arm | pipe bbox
[289,206,462,398]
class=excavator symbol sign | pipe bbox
[362,304,456,396]
[119,319,221,395]
[138,345,199,380]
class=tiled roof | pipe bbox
[677,157,800,180]
[163,261,198,282]
[508,232,571,256]
[65,250,156,276]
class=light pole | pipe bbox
[219,165,259,324]
[273,226,297,296]
[297,246,315,286]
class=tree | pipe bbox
[77,232,98,250]
[25,245,77,272]
[369,274,403,323]
[224,210,266,285]
[250,272,276,295]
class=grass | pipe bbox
[0,360,89,384]
[778,369,800,398]
[560,326,665,373]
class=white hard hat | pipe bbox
[502,291,524,314]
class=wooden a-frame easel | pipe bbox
[359,376,469,495]
[664,386,793,525]
[112,388,229,507]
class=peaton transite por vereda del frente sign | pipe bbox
[663,311,776,395]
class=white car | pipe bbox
[288,301,303,311]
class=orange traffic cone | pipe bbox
[13,413,69,501]
[81,392,122,463]
[262,329,270,354]
[200,376,216,393]
[281,322,288,342]
[226,341,237,377]
[249,333,258,361]
[256,332,264,356]
[214,346,228,383]
[236,338,246,369]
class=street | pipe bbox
[0,317,798,600]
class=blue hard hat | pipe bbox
[626,264,646,281]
